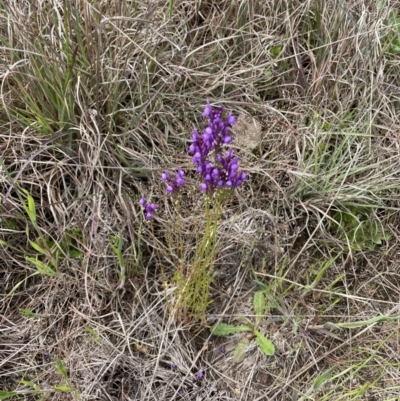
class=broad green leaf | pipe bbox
[313,368,334,389]
[211,323,252,336]
[55,358,68,380]
[254,330,275,356]
[233,338,250,363]
[253,291,266,324]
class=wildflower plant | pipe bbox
[211,289,275,361]
[139,101,246,322]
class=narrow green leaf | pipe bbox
[20,189,37,224]
[19,380,40,391]
[254,330,275,356]
[0,392,18,400]
[313,368,334,389]
[20,380,35,387]
[53,385,73,392]
[303,254,340,295]
[338,315,400,329]
[19,308,41,319]
[3,272,39,300]
[253,291,266,324]
[211,323,252,336]
[26,257,56,276]
[233,338,250,363]
[29,241,48,256]
[55,358,68,380]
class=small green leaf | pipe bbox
[270,45,282,59]
[211,323,252,336]
[19,308,41,319]
[69,248,83,258]
[233,338,250,363]
[253,291,266,324]
[55,358,68,380]
[53,384,73,392]
[254,330,275,356]
[84,326,100,343]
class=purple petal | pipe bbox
[195,370,204,380]
[193,152,201,163]
[176,177,184,187]
[230,163,238,172]
[223,135,232,144]
[192,130,199,141]
[226,112,236,126]
[202,101,212,117]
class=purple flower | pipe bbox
[139,196,157,220]
[195,370,204,380]
[171,362,178,371]
[161,169,185,194]
[189,102,247,193]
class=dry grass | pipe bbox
[1,0,400,400]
